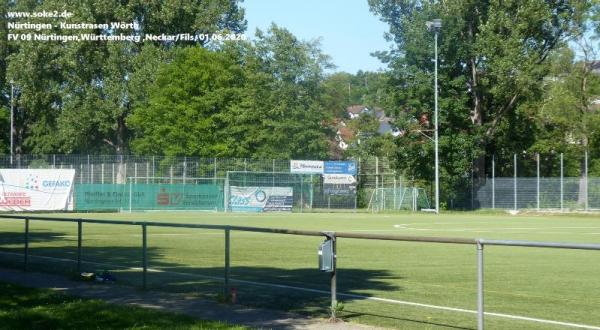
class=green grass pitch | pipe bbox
[1,211,600,329]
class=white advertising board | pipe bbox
[0,169,75,211]
[229,186,293,212]
[323,174,356,184]
[290,160,324,174]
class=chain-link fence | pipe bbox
[0,154,420,212]
[464,152,600,211]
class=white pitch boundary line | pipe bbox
[1,251,599,329]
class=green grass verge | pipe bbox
[1,211,600,329]
[0,282,245,330]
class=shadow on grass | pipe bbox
[0,231,68,244]
[343,309,475,330]
[0,282,241,329]
[0,238,467,329]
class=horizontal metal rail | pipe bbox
[0,214,476,244]
[1,213,600,330]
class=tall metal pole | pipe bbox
[585,151,588,211]
[434,29,440,215]
[10,81,14,166]
[514,153,517,211]
[536,153,540,211]
[560,153,564,212]
[492,154,495,209]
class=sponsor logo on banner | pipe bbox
[229,186,293,212]
[0,169,75,211]
[324,161,357,175]
[323,174,356,184]
[290,160,324,174]
[324,185,356,195]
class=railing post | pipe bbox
[477,240,484,330]
[77,219,82,273]
[331,233,337,316]
[224,227,231,299]
[142,223,147,289]
[24,217,30,271]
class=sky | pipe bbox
[242,0,391,74]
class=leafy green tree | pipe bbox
[369,0,590,206]
[129,47,246,157]
[4,0,247,156]
[232,24,334,159]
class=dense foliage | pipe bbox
[1,1,599,206]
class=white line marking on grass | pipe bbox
[2,251,599,329]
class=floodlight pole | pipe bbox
[10,80,14,166]
[427,19,442,215]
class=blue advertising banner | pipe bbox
[324,161,357,175]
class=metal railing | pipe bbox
[1,214,600,329]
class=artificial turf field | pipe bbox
[1,211,600,330]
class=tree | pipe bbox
[368,0,590,206]
[130,24,334,160]
[230,24,334,159]
[4,0,247,156]
[129,47,246,157]
[533,39,600,205]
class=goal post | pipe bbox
[368,187,431,212]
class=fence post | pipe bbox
[24,217,30,271]
[152,156,155,183]
[224,227,231,299]
[536,153,540,211]
[129,180,133,213]
[560,153,564,212]
[183,157,187,185]
[477,241,484,330]
[514,153,517,211]
[77,219,82,274]
[142,223,147,290]
[585,151,589,211]
[300,177,304,213]
[393,178,397,210]
[492,154,495,209]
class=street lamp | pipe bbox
[426,19,441,214]
[9,80,14,166]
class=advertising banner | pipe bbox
[290,160,324,174]
[323,174,357,184]
[0,169,75,211]
[229,186,293,212]
[75,183,224,211]
[324,185,356,196]
[324,161,357,175]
